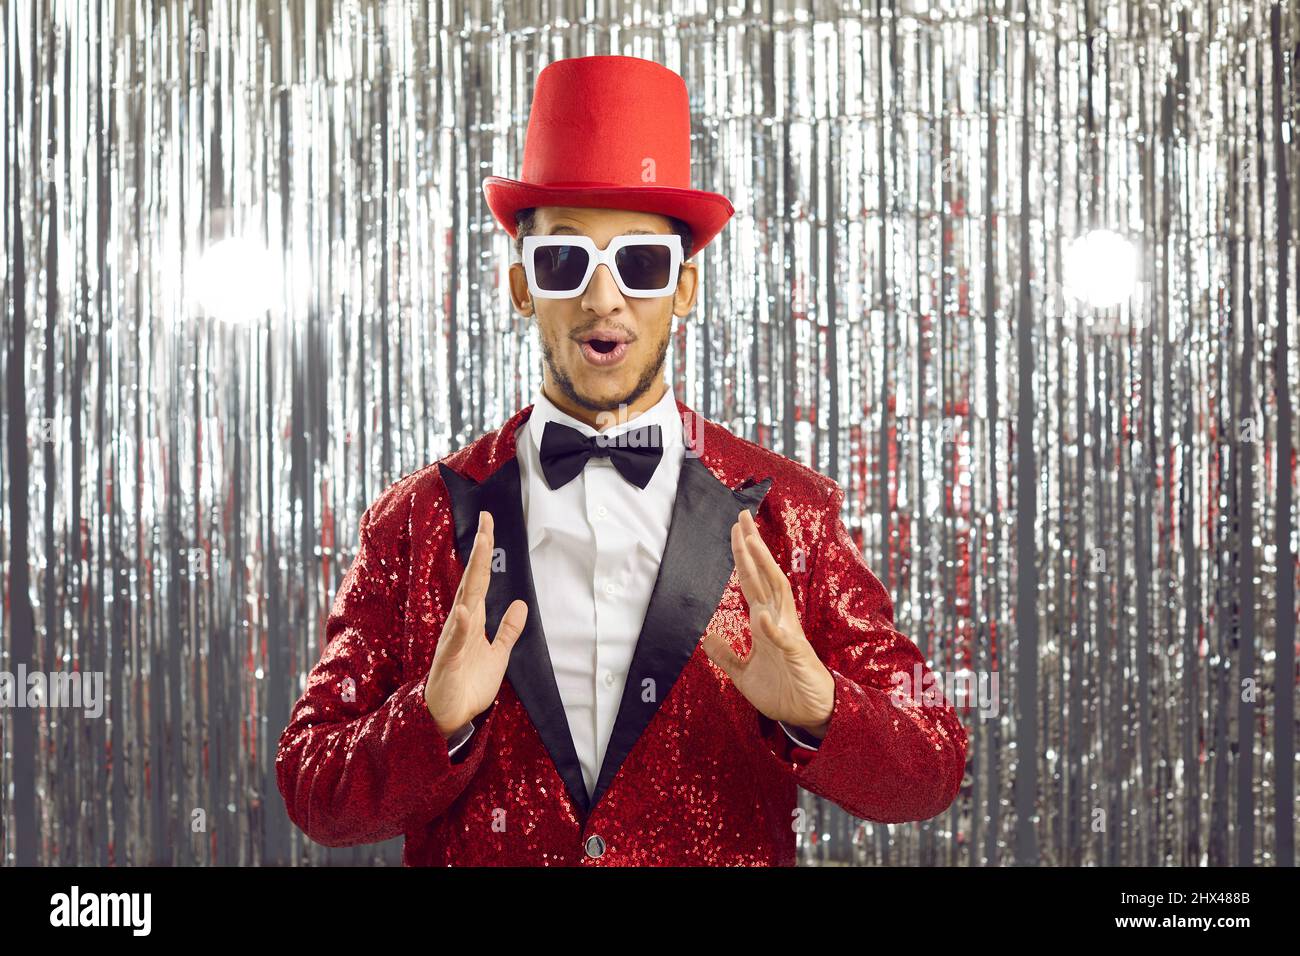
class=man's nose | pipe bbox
[581,262,624,312]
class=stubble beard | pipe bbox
[542,324,671,416]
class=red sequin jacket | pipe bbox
[276,400,968,865]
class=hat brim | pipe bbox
[482,177,734,258]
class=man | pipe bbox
[276,54,967,866]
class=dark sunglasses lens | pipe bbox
[534,244,590,292]
[615,244,673,290]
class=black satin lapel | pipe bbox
[437,460,591,818]
[588,459,772,810]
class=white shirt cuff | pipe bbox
[778,719,823,750]
[445,718,475,756]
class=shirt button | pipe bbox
[604,582,616,596]
[602,670,615,687]
[596,505,608,518]
[584,834,606,859]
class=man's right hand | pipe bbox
[424,510,528,740]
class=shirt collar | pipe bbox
[521,383,683,555]
[525,382,684,451]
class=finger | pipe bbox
[492,599,528,656]
[461,513,496,610]
[731,514,769,606]
[438,603,474,657]
[701,630,746,677]
[452,511,490,607]
[738,509,781,579]
[743,516,790,596]
[753,606,797,652]
[745,521,783,586]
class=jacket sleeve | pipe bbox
[755,480,968,823]
[275,486,495,847]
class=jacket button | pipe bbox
[584,834,606,859]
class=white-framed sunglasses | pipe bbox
[522,233,683,299]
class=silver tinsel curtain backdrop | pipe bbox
[1,0,1297,867]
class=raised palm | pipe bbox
[424,511,528,738]
[702,509,834,733]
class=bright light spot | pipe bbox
[192,237,281,323]
[1063,229,1139,308]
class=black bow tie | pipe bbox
[538,420,665,491]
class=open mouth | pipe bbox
[577,331,632,367]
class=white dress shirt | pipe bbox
[444,384,820,792]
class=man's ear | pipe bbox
[672,261,699,317]
[508,262,533,315]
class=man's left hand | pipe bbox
[702,509,835,739]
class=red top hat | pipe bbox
[482,55,734,258]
